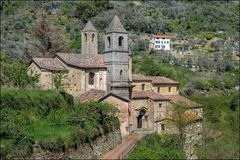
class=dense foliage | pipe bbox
[126,133,186,159]
[1,1,239,57]
[0,89,120,158]
[0,53,39,88]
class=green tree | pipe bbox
[1,53,39,88]
[53,70,69,91]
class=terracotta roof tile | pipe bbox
[148,76,179,84]
[56,53,107,69]
[32,57,66,71]
[164,95,201,108]
[132,74,152,82]
[152,35,172,39]
[77,89,108,103]
[132,91,168,101]
[155,112,202,123]
[132,74,179,84]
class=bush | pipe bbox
[1,89,68,116]
[127,133,185,159]
[39,138,65,152]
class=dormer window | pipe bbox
[118,36,123,46]
[89,72,95,85]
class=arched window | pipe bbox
[118,36,123,46]
[89,72,95,85]
[84,33,87,42]
[120,70,123,82]
[92,34,95,42]
[107,36,111,48]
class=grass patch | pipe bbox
[24,120,77,142]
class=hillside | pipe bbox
[1,89,121,159]
[1,1,239,58]
[1,1,239,159]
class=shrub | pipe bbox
[127,133,185,159]
[1,89,68,116]
[39,138,65,152]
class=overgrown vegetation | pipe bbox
[126,133,186,159]
[0,89,120,159]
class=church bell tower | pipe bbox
[104,15,132,99]
[81,20,98,55]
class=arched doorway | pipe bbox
[137,109,147,129]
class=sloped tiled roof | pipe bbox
[83,20,97,32]
[152,35,172,39]
[155,112,202,123]
[77,89,108,103]
[148,76,179,84]
[132,74,152,82]
[132,74,179,84]
[56,53,107,69]
[32,57,66,71]
[77,89,130,103]
[106,15,127,33]
[132,91,168,101]
[164,95,201,108]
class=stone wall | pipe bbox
[152,84,179,95]
[31,129,122,159]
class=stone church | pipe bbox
[28,16,202,140]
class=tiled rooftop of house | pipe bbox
[152,35,172,39]
[32,57,66,71]
[56,53,107,69]
[77,89,108,103]
[132,74,179,84]
[164,95,201,108]
[132,91,168,101]
[155,112,202,123]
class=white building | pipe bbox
[149,35,171,51]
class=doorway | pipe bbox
[137,109,147,129]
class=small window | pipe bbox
[159,103,162,108]
[120,70,123,82]
[107,36,111,48]
[72,75,74,77]
[157,87,160,93]
[118,36,123,46]
[161,124,165,131]
[74,84,76,86]
[177,86,179,92]
[142,84,145,91]
[92,34,95,42]
[168,87,171,92]
[84,33,87,42]
[89,72,95,85]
